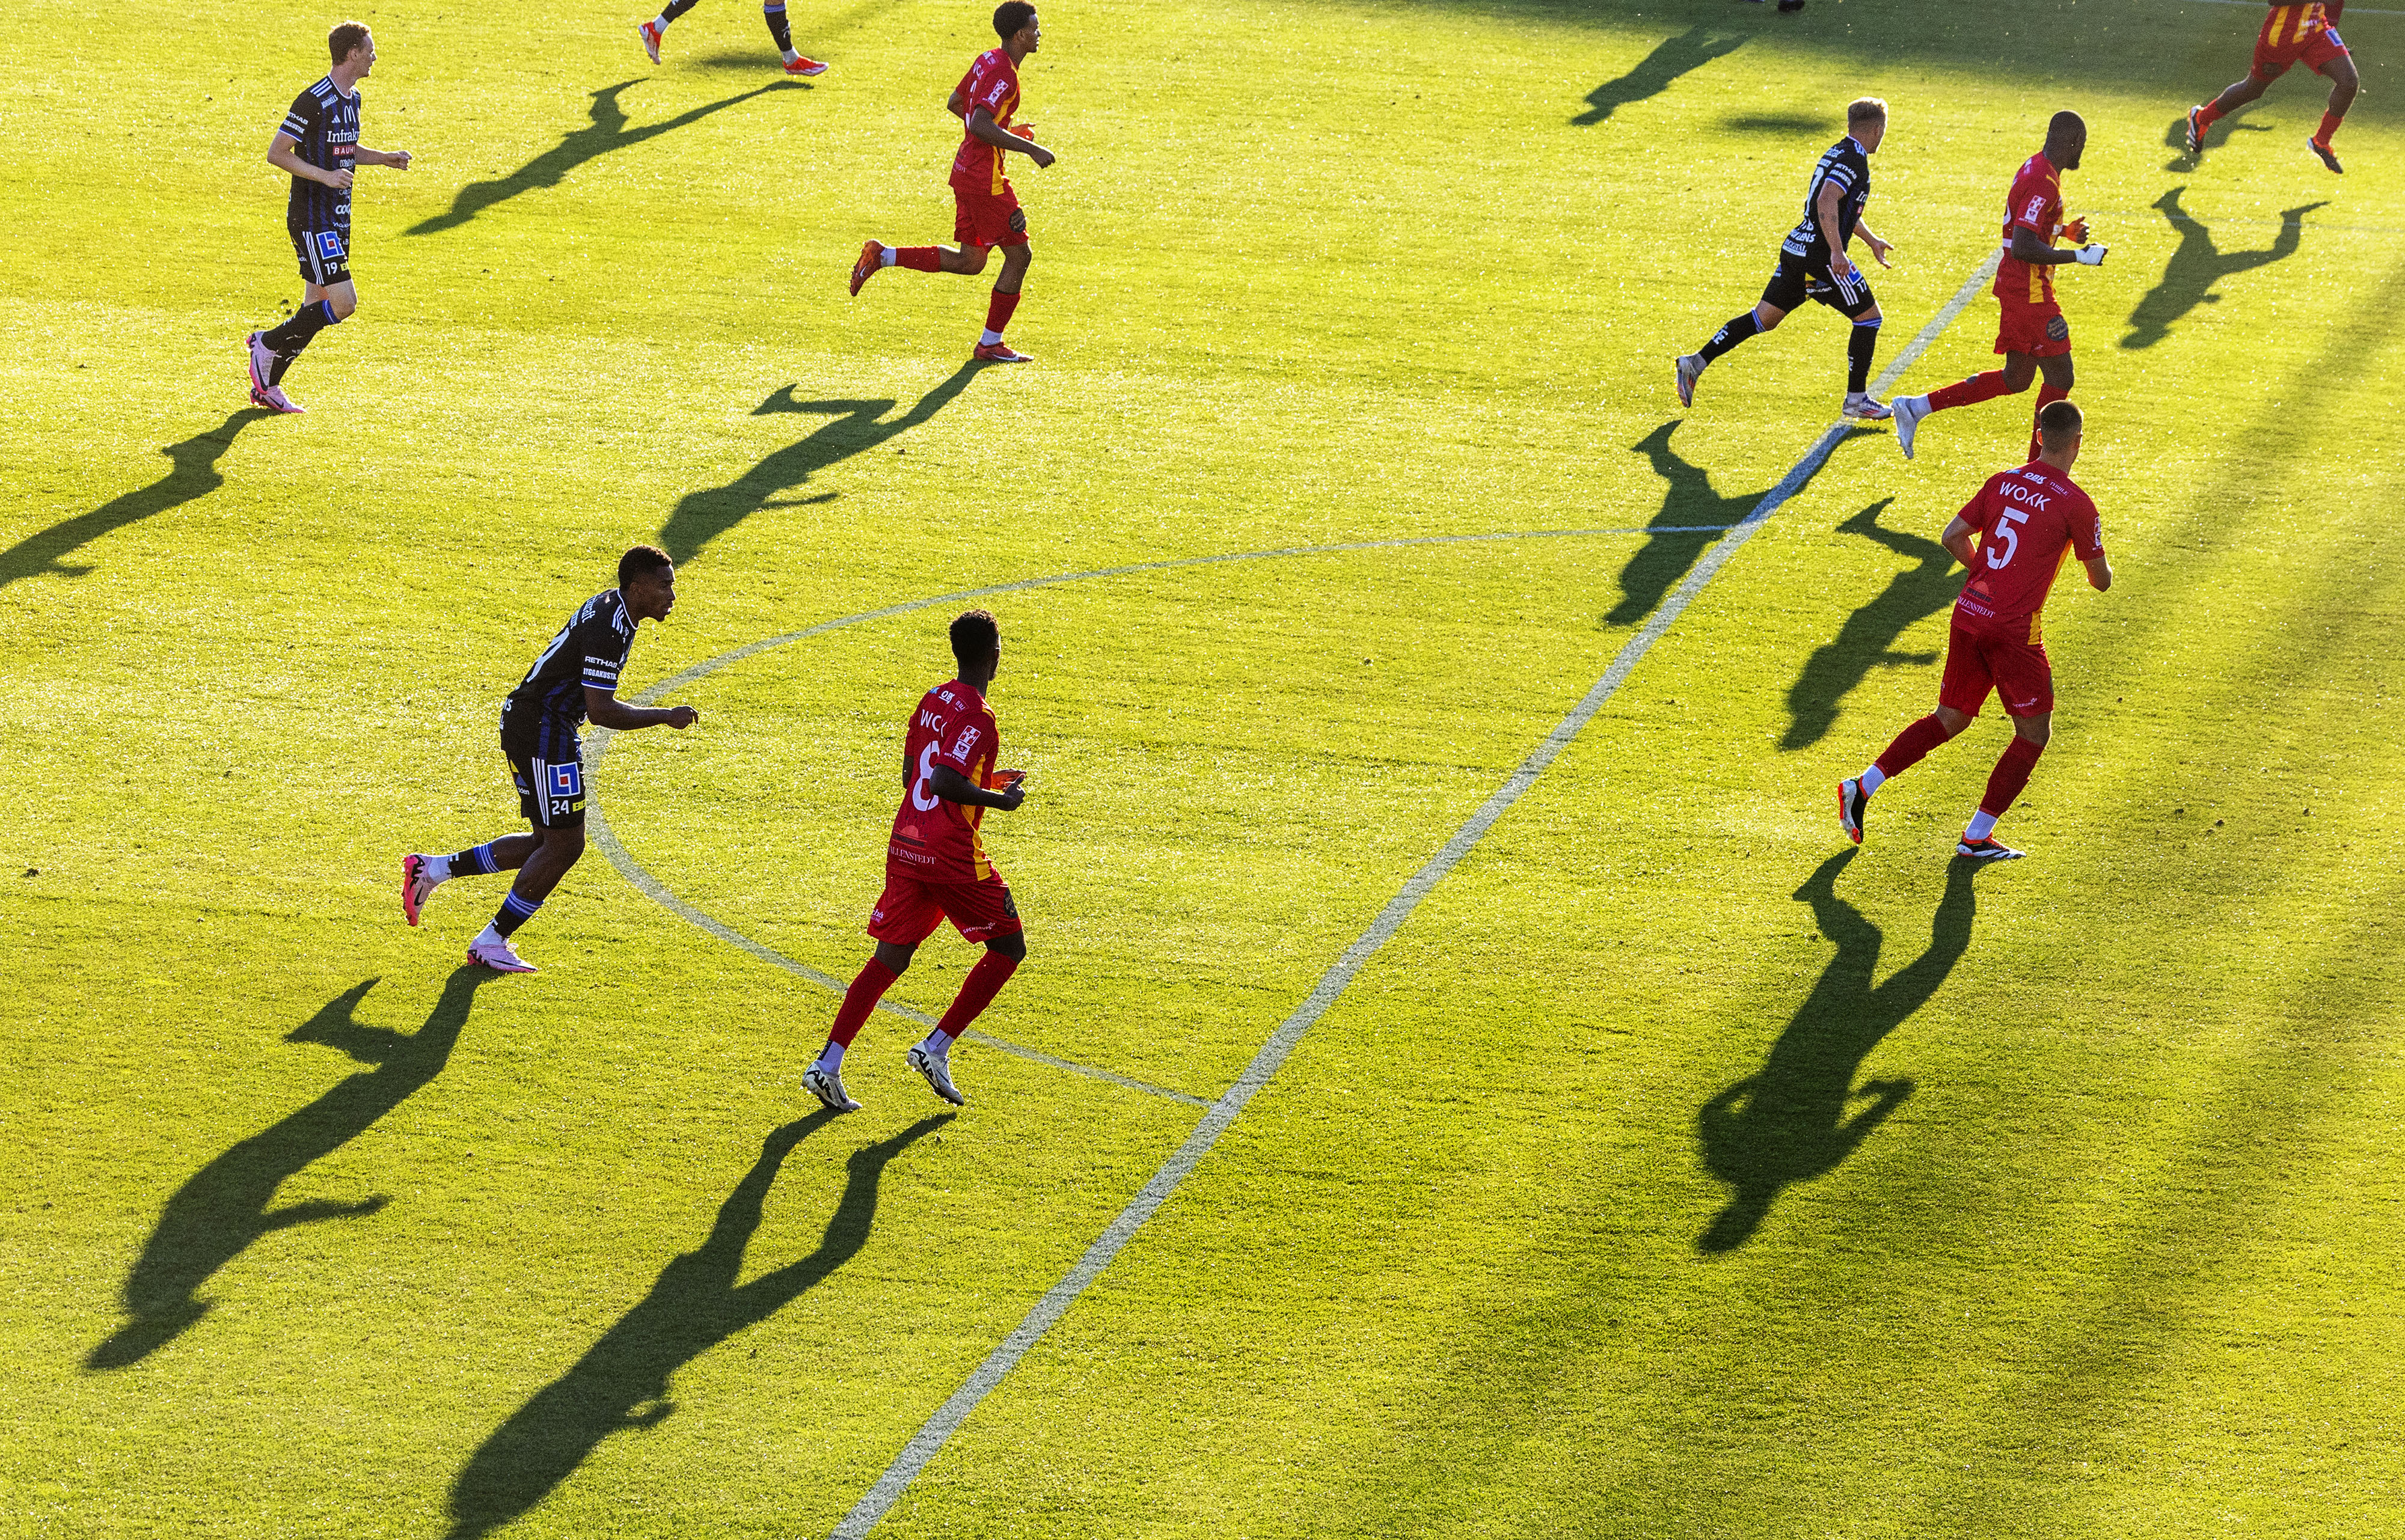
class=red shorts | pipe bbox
[1939,619,2054,719]
[952,179,1028,249]
[2253,12,2348,80]
[1994,291,2071,358]
[868,869,1023,946]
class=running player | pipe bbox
[2187,2,2356,173]
[400,547,702,973]
[803,610,1029,1112]
[1837,401,2112,861]
[848,2,1055,364]
[1676,98,1898,423]
[244,21,412,415]
[1892,113,2109,465]
[638,0,827,76]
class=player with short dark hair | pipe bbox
[2188,2,2357,173]
[1892,113,2109,464]
[1677,97,1898,423]
[804,608,1030,1112]
[244,21,412,415]
[638,0,827,76]
[1837,402,2112,861]
[848,3,1055,364]
[401,546,702,973]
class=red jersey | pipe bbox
[950,48,1021,195]
[1951,463,2104,646]
[888,679,1003,882]
[1994,152,2067,307]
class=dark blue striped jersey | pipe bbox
[279,75,361,232]
[1780,134,1872,269]
[501,590,637,749]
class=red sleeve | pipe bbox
[2068,490,2104,561]
[1958,479,1997,536]
[2008,168,2059,236]
[939,709,991,771]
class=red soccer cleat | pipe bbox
[2308,135,2344,174]
[973,341,1033,363]
[637,19,663,64]
[850,240,884,296]
[784,54,829,76]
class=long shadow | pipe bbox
[2,409,268,592]
[2121,189,2327,350]
[659,362,985,565]
[1780,498,1956,752]
[1571,25,1744,125]
[1611,420,1852,628]
[408,78,804,236]
[1696,851,1981,1253]
[87,969,494,1369]
[446,1112,949,1539]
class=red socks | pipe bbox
[827,958,898,1047]
[1875,713,1953,780]
[1926,371,2018,413]
[896,246,943,273]
[983,286,1022,338]
[1979,735,2046,818]
[2316,109,2344,147]
[934,949,1020,1041]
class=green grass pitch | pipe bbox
[7,0,2405,1533]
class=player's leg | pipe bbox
[465,823,584,972]
[762,1,827,74]
[905,881,1026,1106]
[807,879,940,1110]
[640,0,700,61]
[252,241,350,408]
[974,239,1034,362]
[2192,40,2278,153]
[1897,347,2033,460]
[1838,284,1889,419]
[400,833,539,926]
[1959,711,2050,860]
[1679,263,1797,406]
[1839,628,1984,844]
[2309,49,2358,171]
[2026,352,2074,462]
[855,236,987,293]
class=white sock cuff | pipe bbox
[879,246,898,267]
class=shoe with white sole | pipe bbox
[1674,353,1705,409]
[246,331,276,394]
[803,1063,862,1113]
[401,854,439,926]
[1843,391,1892,422]
[253,383,305,414]
[906,1042,967,1106]
[783,53,828,76]
[1892,394,1929,459]
[972,341,1033,364]
[638,19,663,63]
[467,929,538,973]
[1955,835,2024,861]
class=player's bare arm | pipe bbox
[2083,552,2113,591]
[969,105,1055,168]
[1856,219,1894,268]
[1816,179,1851,273]
[356,145,412,171]
[269,133,351,189]
[581,686,699,732]
[929,763,1026,811]
[1940,516,1979,570]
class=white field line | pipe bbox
[827,252,2006,1539]
[581,523,1744,1114]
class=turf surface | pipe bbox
[6,0,2405,1534]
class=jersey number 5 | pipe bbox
[1987,509,2029,569]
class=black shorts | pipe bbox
[501,720,586,829]
[290,224,352,287]
[1760,249,1877,319]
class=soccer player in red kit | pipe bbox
[847,2,1055,363]
[2188,2,2358,173]
[1892,113,2107,465]
[1837,401,2112,861]
[803,610,1030,1112]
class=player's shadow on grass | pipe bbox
[2121,188,2328,350]
[1572,26,1744,126]
[1780,498,1955,752]
[1695,851,1980,1253]
[1611,420,1851,628]
[86,969,493,1369]
[407,78,805,236]
[658,361,987,564]
[2162,104,2267,171]
[444,1112,949,1540]
[0,408,268,593]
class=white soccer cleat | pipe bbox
[637,19,663,63]
[1956,834,2025,861]
[252,383,306,415]
[803,1064,862,1113]
[245,331,276,395]
[1892,394,1929,459]
[467,930,538,974]
[1843,391,1892,422]
[401,854,440,926]
[906,1043,968,1106]
[1674,353,1705,409]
